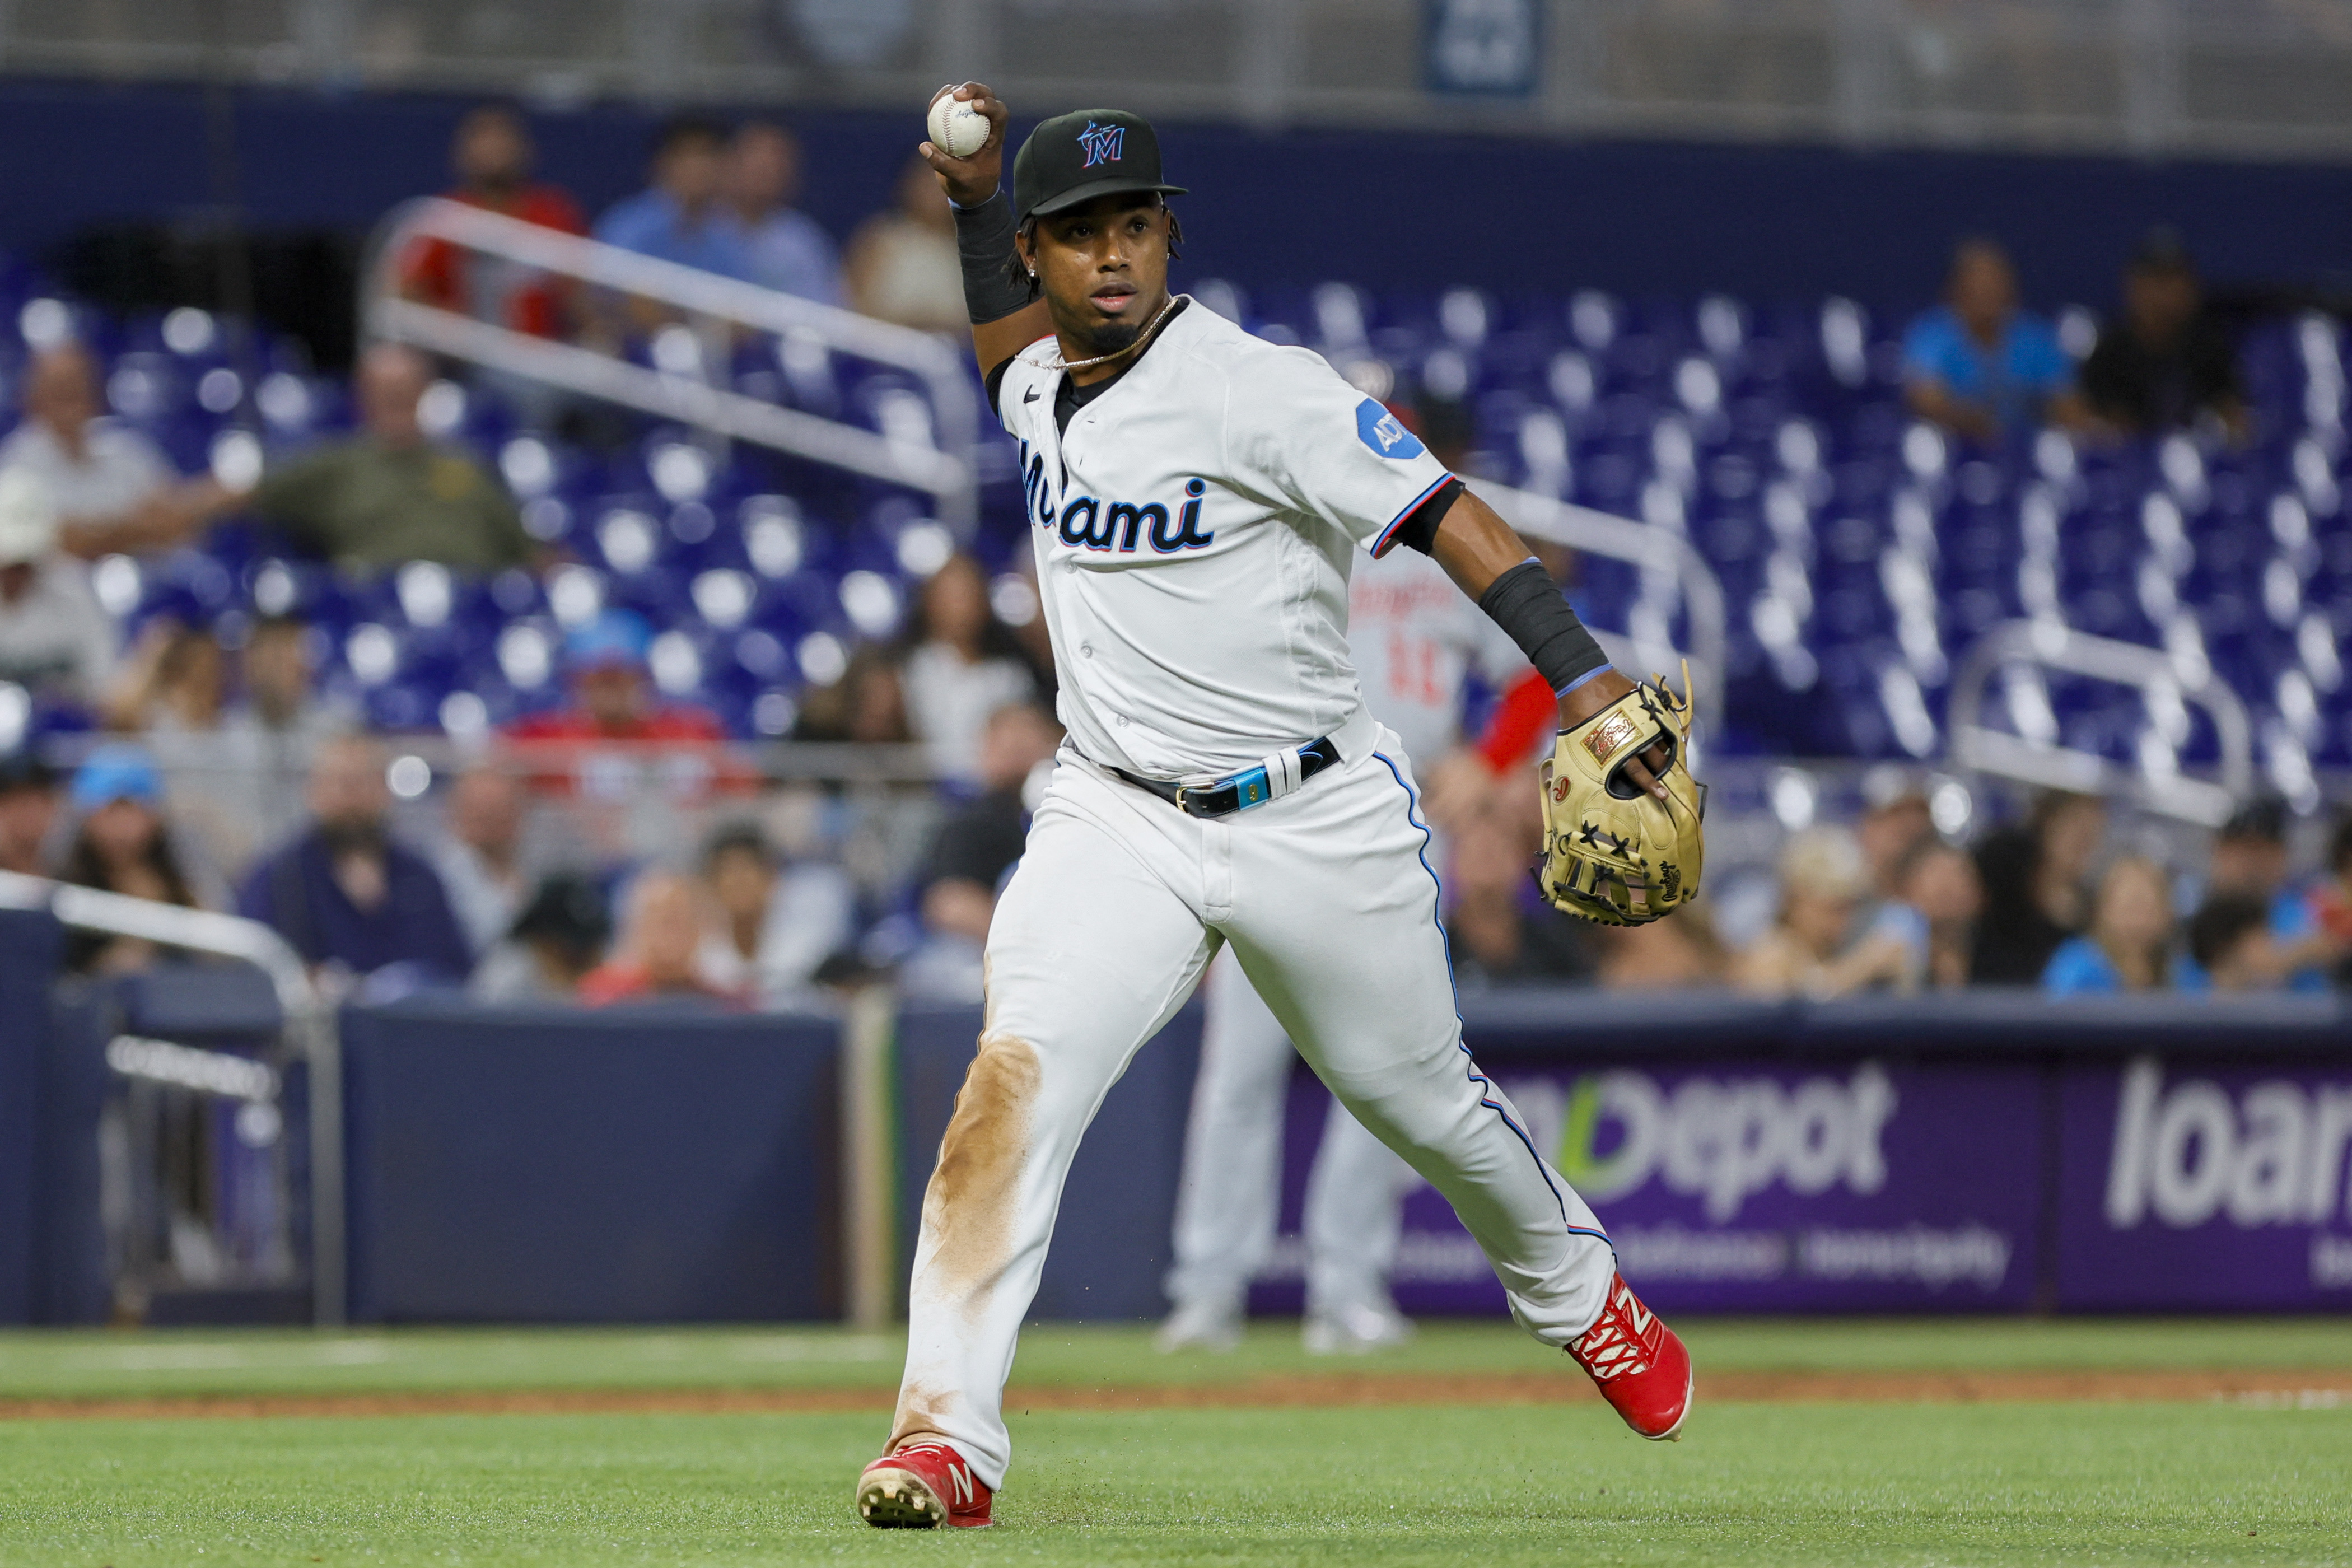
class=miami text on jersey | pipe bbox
[1020,445,1216,554]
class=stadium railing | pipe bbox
[1472,477,1728,732]
[360,198,984,530]
[0,870,344,1326]
[1947,618,2255,827]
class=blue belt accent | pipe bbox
[1114,736,1340,819]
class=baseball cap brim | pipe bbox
[1026,177,1188,221]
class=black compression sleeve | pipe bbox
[953,192,1035,325]
[1478,559,1611,696]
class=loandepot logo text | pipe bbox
[1555,1065,1897,1222]
[2105,1058,2352,1229]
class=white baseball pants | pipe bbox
[888,721,1618,1489]
[1165,945,1420,1322]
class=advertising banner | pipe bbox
[1249,1058,2043,1315]
[2056,1057,2352,1310]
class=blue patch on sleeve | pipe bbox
[1355,398,1427,460]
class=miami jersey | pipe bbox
[995,301,1455,781]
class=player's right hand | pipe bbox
[922,82,1009,208]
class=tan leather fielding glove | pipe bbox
[1535,671,1706,926]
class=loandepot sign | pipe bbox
[1556,1065,1899,1222]
[2104,1059,2352,1230]
[1248,1051,2352,1314]
[1248,1060,2041,1314]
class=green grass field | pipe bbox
[1,1319,2348,1566]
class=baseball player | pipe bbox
[1160,530,1524,1356]
[858,86,1707,1530]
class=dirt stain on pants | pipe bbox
[889,1030,1040,1452]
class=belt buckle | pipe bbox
[1173,784,1193,815]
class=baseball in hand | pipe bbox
[927,92,989,158]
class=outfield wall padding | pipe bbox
[340,1000,841,1323]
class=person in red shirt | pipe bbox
[399,104,587,342]
[577,870,739,1007]
[505,609,745,800]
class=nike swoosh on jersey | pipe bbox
[1024,388,1042,403]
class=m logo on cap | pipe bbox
[1077,120,1125,168]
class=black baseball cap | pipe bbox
[1012,109,1187,226]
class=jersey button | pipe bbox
[1080,643,1094,657]
[1116,715,1128,727]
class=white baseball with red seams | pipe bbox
[926,93,990,158]
[885,299,1628,1492]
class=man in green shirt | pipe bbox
[250,344,533,572]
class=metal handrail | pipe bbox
[0,870,346,1327]
[361,198,982,528]
[1468,480,1729,725]
[1946,619,2254,827]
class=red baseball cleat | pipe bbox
[856,1441,993,1528]
[1566,1272,1692,1440]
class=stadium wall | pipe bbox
[3,77,2351,320]
[8,940,2352,1324]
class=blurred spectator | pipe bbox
[793,645,915,745]
[1734,827,1912,997]
[2079,230,2243,439]
[1855,768,1934,900]
[225,615,349,746]
[248,344,532,572]
[516,610,724,742]
[2310,813,2352,983]
[431,764,531,956]
[153,616,351,880]
[2042,856,2174,995]
[0,750,59,876]
[0,344,227,559]
[1902,238,2085,442]
[237,734,472,991]
[398,104,586,340]
[469,871,613,1004]
[1970,790,2106,984]
[578,870,735,1007]
[694,820,854,1007]
[1591,908,1727,991]
[903,554,1035,783]
[2188,797,2340,990]
[916,702,1062,950]
[727,122,843,305]
[0,469,114,709]
[1445,804,1593,988]
[1900,842,1984,990]
[845,153,966,333]
[104,619,225,734]
[59,744,208,974]
[2185,894,2276,993]
[594,116,750,281]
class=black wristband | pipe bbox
[953,192,1036,325]
[1478,560,1610,696]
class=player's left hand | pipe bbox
[1537,669,1706,926]
[1557,670,1672,801]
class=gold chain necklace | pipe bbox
[1044,293,1188,373]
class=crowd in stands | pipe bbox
[0,100,2340,1010]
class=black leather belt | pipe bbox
[1115,736,1342,819]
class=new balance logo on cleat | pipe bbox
[1566,1273,1692,1440]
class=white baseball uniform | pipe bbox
[890,300,1617,1489]
[1165,544,1523,1328]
